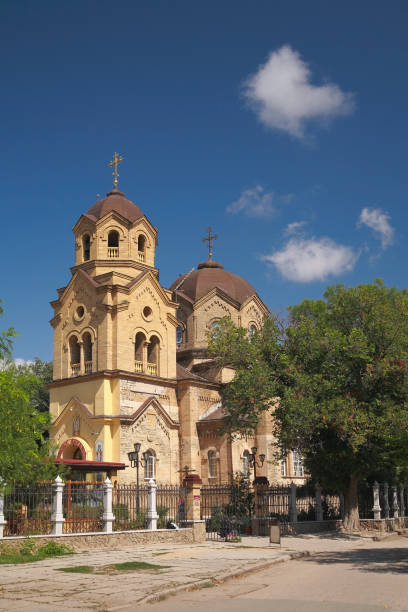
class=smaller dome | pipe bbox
[86,187,144,223]
[170,259,257,305]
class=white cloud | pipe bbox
[243,45,355,139]
[262,237,358,282]
[284,221,307,236]
[227,185,276,217]
[358,207,394,249]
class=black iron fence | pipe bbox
[4,483,53,536]
[201,482,254,541]
[113,484,186,530]
[63,481,104,533]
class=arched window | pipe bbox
[176,326,183,347]
[134,332,146,372]
[208,450,217,479]
[147,335,160,376]
[242,450,250,478]
[281,457,287,477]
[69,336,80,376]
[249,325,257,342]
[82,332,93,373]
[83,234,91,261]
[108,230,119,258]
[137,234,146,252]
[292,451,304,477]
[144,450,155,480]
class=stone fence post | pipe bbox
[372,481,381,520]
[289,482,297,523]
[383,483,390,519]
[102,477,115,533]
[51,476,65,535]
[147,479,158,530]
[315,483,323,522]
[400,487,406,518]
[0,482,6,539]
[392,486,399,518]
[183,474,205,541]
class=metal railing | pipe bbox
[4,483,53,536]
[113,484,149,530]
[62,481,104,533]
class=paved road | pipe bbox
[151,535,408,612]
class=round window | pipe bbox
[74,305,85,322]
[142,306,153,321]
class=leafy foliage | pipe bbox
[0,303,60,484]
[208,281,408,529]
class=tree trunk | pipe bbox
[342,474,360,532]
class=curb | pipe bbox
[138,550,310,606]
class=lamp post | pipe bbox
[249,446,265,481]
[128,442,142,513]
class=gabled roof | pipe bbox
[176,363,209,382]
[119,395,179,428]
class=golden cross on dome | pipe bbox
[202,226,218,260]
[108,152,124,187]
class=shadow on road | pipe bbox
[303,546,408,574]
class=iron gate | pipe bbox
[201,480,254,541]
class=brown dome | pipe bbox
[170,260,257,305]
[86,187,144,223]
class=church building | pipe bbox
[48,157,304,484]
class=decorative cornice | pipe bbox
[48,368,179,389]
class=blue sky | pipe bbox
[1,1,407,362]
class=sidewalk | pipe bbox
[0,534,377,611]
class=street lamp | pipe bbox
[249,446,265,480]
[128,442,142,513]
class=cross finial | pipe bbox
[108,152,124,187]
[202,227,218,260]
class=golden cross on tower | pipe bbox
[202,226,218,260]
[108,152,124,187]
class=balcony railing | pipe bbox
[147,363,157,376]
[138,251,145,262]
[71,363,80,377]
[84,361,93,374]
[108,247,119,258]
[134,360,143,373]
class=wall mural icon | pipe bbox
[95,441,104,462]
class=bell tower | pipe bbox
[48,155,180,481]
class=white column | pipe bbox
[383,483,390,519]
[51,476,65,535]
[147,479,158,530]
[392,486,399,518]
[102,478,115,533]
[79,341,84,375]
[0,481,6,538]
[315,483,323,521]
[372,481,381,520]
[289,482,297,523]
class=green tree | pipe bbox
[12,358,53,413]
[0,306,60,484]
[209,281,408,531]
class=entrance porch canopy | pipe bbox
[55,459,126,473]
